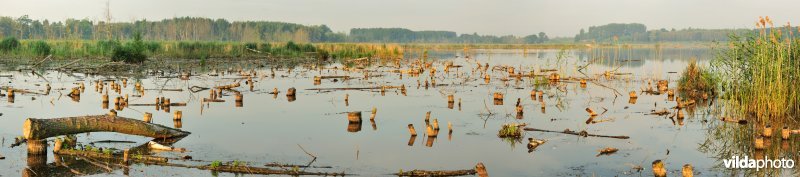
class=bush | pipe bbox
[112,32,148,63]
[28,41,51,56]
[679,59,717,96]
[0,37,20,52]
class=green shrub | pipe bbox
[112,32,147,63]
[0,37,20,52]
[28,41,51,56]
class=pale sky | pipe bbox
[1,0,798,37]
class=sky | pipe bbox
[1,0,798,37]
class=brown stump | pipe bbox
[174,111,182,120]
[475,163,488,177]
[286,87,296,96]
[27,139,47,155]
[348,112,362,123]
[448,95,455,103]
[763,125,773,138]
[652,160,666,177]
[408,124,418,136]
[143,112,153,123]
[493,92,504,101]
[682,164,693,177]
[629,91,638,98]
[108,110,117,117]
[426,125,438,137]
[754,136,765,150]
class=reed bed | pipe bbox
[713,16,800,120]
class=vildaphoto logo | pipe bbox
[723,156,795,171]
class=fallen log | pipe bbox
[128,103,187,106]
[202,98,225,102]
[23,115,191,140]
[145,88,184,91]
[394,169,477,176]
[306,86,402,91]
[56,149,168,163]
[523,127,629,139]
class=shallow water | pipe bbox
[0,47,794,176]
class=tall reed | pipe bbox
[713,16,800,120]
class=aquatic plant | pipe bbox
[712,16,800,120]
[497,123,522,138]
[210,160,222,168]
[678,58,718,97]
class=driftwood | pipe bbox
[128,103,187,106]
[144,88,184,91]
[523,127,629,139]
[202,98,225,102]
[394,169,477,176]
[56,149,168,163]
[306,86,403,91]
[23,115,190,140]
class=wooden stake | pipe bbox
[173,111,182,120]
[652,160,666,177]
[763,124,773,138]
[408,124,417,136]
[682,164,693,177]
[754,136,765,150]
[370,107,377,120]
[143,112,152,123]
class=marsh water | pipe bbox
[0,47,794,176]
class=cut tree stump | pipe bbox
[23,115,191,140]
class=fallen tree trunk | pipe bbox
[394,169,477,176]
[523,127,629,139]
[128,103,187,106]
[23,115,190,140]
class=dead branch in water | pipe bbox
[523,127,629,139]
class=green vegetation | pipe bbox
[210,160,222,168]
[350,28,549,44]
[497,123,522,138]
[0,15,545,44]
[712,17,800,120]
[678,59,718,97]
[0,37,20,51]
[111,32,148,63]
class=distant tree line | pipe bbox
[349,28,549,44]
[0,15,548,44]
[573,23,775,43]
